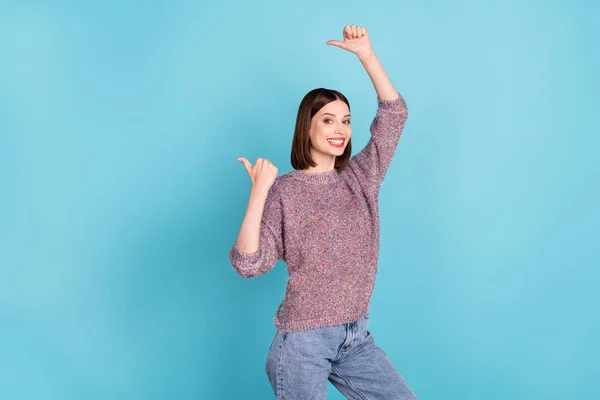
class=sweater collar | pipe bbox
[290,168,340,184]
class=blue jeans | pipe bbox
[265,312,418,399]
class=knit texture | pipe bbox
[229,93,408,332]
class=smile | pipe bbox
[327,138,345,148]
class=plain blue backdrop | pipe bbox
[1,0,598,399]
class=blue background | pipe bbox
[1,0,598,399]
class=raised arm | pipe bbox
[328,25,408,192]
[327,25,400,101]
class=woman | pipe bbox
[229,25,417,399]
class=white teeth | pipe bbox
[327,139,344,144]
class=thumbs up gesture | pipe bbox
[327,25,373,59]
[237,157,278,194]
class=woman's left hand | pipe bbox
[327,25,373,59]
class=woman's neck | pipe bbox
[303,153,336,173]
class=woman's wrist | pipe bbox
[250,185,270,201]
[357,49,376,62]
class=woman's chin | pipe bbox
[328,146,346,154]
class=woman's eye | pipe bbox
[343,120,351,124]
[324,119,332,124]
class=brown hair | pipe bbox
[290,88,352,171]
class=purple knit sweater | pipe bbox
[229,93,408,332]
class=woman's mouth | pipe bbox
[327,138,345,148]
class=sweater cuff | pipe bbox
[230,243,261,267]
[376,93,408,114]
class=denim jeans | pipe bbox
[265,312,418,399]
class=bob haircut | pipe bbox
[291,88,352,172]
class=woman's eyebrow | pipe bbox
[320,112,351,118]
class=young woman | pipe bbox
[229,25,418,399]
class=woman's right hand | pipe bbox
[237,157,278,194]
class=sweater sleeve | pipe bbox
[348,93,408,193]
[228,180,284,279]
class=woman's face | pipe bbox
[308,100,352,159]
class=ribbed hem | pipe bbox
[274,306,371,333]
[377,93,408,115]
[289,168,341,184]
[229,243,260,269]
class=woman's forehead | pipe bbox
[317,100,350,116]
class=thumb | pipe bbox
[326,40,345,48]
[237,157,252,176]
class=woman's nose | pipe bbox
[336,122,350,131]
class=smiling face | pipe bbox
[291,88,353,172]
[308,99,352,161]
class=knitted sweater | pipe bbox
[229,93,408,332]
